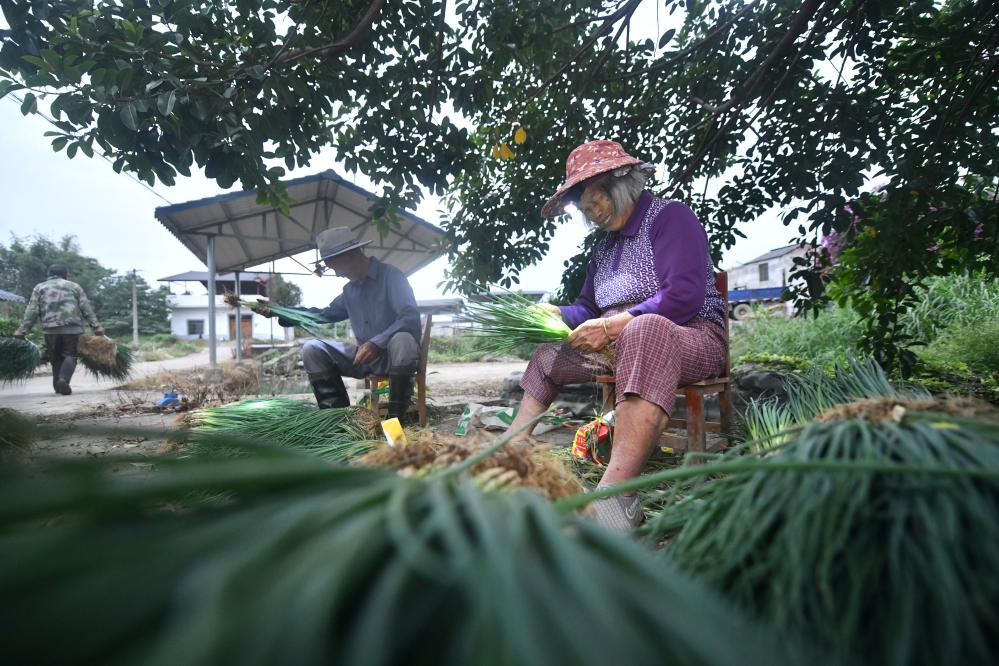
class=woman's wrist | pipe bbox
[603,312,634,341]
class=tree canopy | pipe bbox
[2,0,997,367]
[268,272,302,307]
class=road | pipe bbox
[0,343,528,416]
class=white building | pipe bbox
[727,243,807,291]
[165,293,291,342]
[160,271,292,342]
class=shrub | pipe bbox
[730,305,863,369]
[923,317,999,375]
[900,272,999,344]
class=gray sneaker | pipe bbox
[590,492,644,532]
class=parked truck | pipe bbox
[727,286,787,319]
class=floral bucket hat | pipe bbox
[541,139,655,218]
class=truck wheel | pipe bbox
[732,304,753,320]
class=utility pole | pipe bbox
[131,269,139,345]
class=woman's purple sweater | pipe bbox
[559,191,726,330]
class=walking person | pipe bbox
[14,264,105,395]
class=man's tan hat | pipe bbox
[316,227,372,260]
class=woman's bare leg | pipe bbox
[599,394,668,485]
[590,394,668,531]
[505,393,548,445]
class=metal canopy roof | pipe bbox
[158,271,273,282]
[0,288,25,302]
[154,170,444,276]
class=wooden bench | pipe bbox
[366,314,432,427]
[594,272,732,453]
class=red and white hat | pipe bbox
[541,140,654,218]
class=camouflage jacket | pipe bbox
[15,277,102,335]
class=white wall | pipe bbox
[727,248,806,291]
[167,295,292,342]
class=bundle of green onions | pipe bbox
[0,337,42,384]
[264,303,336,338]
[0,425,803,665]
[464,292,571,353]
[186,398,377,462]
[79,342,134,381]
[634,359,999,666]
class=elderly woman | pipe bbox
[507,140,728,531]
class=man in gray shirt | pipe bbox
[259,227,421,418]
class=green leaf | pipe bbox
[0,80,21,100]
[120,103,139,131]
[156,90,176,116]
[145,79,164,93]
[51,137,69,152]
[21,55,47,69]
[67,142,79,159]
[20,92,37,115]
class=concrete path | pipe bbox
[1,346,527,416]
[0,344,226,415]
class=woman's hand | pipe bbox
[568,319,611,353]
[567,312,635,353]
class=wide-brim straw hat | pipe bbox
[541,140,655,218]
[316,227,373,260]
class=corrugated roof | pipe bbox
[0,288,25,302]
[154,170,444,276]
[744,243,803,265]
[158,271,272,282]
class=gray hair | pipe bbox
[589,165,650,215]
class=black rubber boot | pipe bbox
[308,371,350,409]
[387,375,414,422]
[55,357,76,396]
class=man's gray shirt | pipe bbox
[289,257,421,348]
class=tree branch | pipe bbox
[549,1,631,37]
[270,0,386,66]
[668,0,827,193]
[600,0,762,84]
[576,1,639,97]
[504,0,644,120]
[427,0,448,123]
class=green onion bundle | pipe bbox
[265,303,337,338]
[0,337,42,384]
[464,292,572,353]
[226,290,336,338]
[0,439,801,665]
[187,398,377,462]
[79,342,134,381]
[640,361,999,666]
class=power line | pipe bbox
[6,93,175,206]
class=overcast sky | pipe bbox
[0,3,795,306]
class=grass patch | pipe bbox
[731,305,862,369]
[132,334,204,361]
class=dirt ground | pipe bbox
[2,348,554,459]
